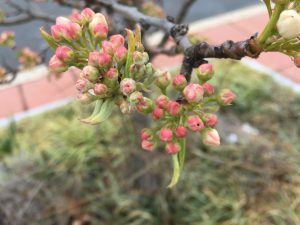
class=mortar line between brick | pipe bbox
[17,85,29,111]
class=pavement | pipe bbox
[0,4,299,122]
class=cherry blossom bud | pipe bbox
[51,24,64,41]
[81,8,95,22]
[129,91,143,104]
[88,51,100,66]
[183,83,204,103]
[77,92,94,104]
[91,23,108,40]
[175,126,187,138]
[102,41,114,55]
[110,34,125,48]
[82,65,99,83]
[70,11,84,24]
[202,129,220,147]
[165,142,181,155]
[56,16,70,25]
[98,53,112,67]
[166,101,182,117]
[94,83,108,95]
[133,51,143,64]
[55,46,74,63]
[63,22,82,41]
[203,83,215,96]
[120,100,133,114]
[142,140,155,151]
[152,107,164,120]
[120,78,136,95]
[114,46,127,63]
[203,113,218,128]
[172,74,187,91]
[155,95,169,109]
[0,31,15,48]
[187,115,204,132]
[141,128,153,141]
[197,63,214,82]
[294,54,300,68]
[136,97,154,114]
[277,10,300,39]
[219,89,236,105]
[75,78,88,92]
[105,67,118,80]
[48,55,67,73]
[155,71,171,90]
[159,128,173,142]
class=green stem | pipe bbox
[258,4,285,45]
[167,154,180,188]
[178,138,186,171]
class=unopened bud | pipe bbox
[55,46,74,63]
[219,89,236,105]
[155,95,169,109]
[202,129,220,147]
[136,97,154,114]
[141,140,155,151]
[82,65,99,83]
[155,71,171,90]
[110,34,125,48]
[152,107,164,120]
[94,83,108,95]
[81,8,95,23]
[175,126,187,138]
[187,115,204,132]
[203,83,215,96]
[165,142,181,155]
[159,128,173,142]
[183,83,204,103]
[166,101,182,117]
[120,78,136,95]
[48,55,67,73]
[172,74,187,91]
[203,113,218,128]
[197,63,214,82]
[277,10,300,39]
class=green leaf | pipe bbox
[40,27,59,50]
[167,154,181,188]
[124,29,136,78]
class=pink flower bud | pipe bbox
[202,129,220,147]
[63,22,82,41]
[120,100,133,114]
[152,107,164,120]
[129,91,144,104]
[155,71,171,90]
[159,128,173,142]
[51,25,64,41]
[294,55,300,68]
[48,55,67,73]
[110,34,125,48]
[81,8,95,22]
[141,140,155,151]
[140,128,153,141]
[165,142,181,155]
[203,83,215,96]
[98,53,112,67]
[172,74,187,91]
[183,83,204,103]
[175,126,187,138]
[105,67,118,80]
[75,78,88,92]
[136,97,154,114]
[70,11,84,24]
[187,115,204,132]
[114,46,127,62]
[203,113,218,128]
[155,95,169,109]
[55,46,73,63]
[166,101,182,117]
[120,78,136,95]
[94,83,108,95]
[91,23,108,40]
[77,92,94,104]
[56,16,70,25]
[82,65,99,83]
[102,41,114,55]
[88,51,100,66]
[219,89,236,105]
[133,51,143,64]
[197,63,214,82]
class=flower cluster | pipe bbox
[42,8,236,187]
[17,48,41,69]
[139,64,235,154]
[0,31,15,48]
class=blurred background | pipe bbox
[0,0,300,225]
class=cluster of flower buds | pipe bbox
[139,63,235,154]
[42,8,157,124]
[17,48,41,69]
[0,31,15,48]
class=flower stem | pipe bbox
[167,154,180,188]
[258,4,285,45]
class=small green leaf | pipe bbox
[40,27,59,50]
[124,29,136,78]
[167,154,181,188]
